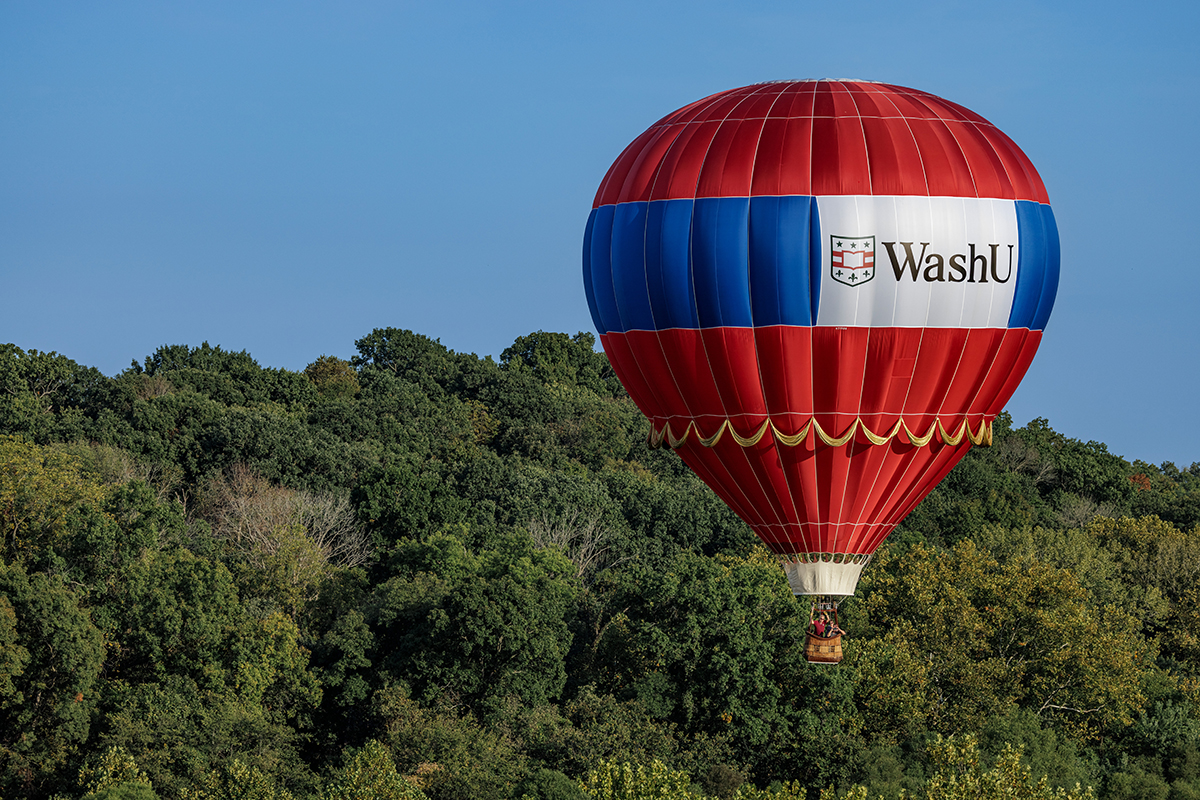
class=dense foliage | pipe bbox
[2,331,1199,800]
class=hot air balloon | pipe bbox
[582,80,1059,659]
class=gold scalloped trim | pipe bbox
[649,417,992,450]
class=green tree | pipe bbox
[369,532,580,710]
[850,621,935,744]
[977,709,1097,794]
[589,549,807,770]
[0,344,104,442]
[370,687,528,800]
[319,739,427,800]
[87,783,162,800]
[352,328,457,397]
[518,767,586,800]
[98,677,315,800]
[94,550,321,796]
[500,331,621,399]
[0,562,106,797]
[352,461,467,543]
[508,686,685,781]
[0,595,28,703]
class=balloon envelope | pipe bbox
[583,80,1059,595]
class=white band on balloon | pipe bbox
[781,560,866,597]
[815,196,1021,329]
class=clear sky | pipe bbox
[2,1,1198,467]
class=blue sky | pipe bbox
[2,1,1198,466]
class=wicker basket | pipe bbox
[804,633,843,664]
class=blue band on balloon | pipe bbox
[581,209,603,333]
[585,204,620,335]
[610,201,655,332]
[748,195,821,326]
[586,197,822,333]
[645,198,700,330]
[1009,201,1060,331]
[586,197,1057,334]
[692,197,752,328]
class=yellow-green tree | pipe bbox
[921,734,1093,800]
[858,539,1147,739]
[180,760,294,800]
[826,734,1094,800]
[0,435,104,560]
[305,355,360,400]
[319,740,428,800]
[579,759,700,800]
[78,745,153,797]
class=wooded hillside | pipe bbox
[2,330,1199,800]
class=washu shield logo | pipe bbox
[830,235,875,286]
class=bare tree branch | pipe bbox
[528,509,625,580]
[199,464,371,571]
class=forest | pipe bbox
[2,328,1200,800]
